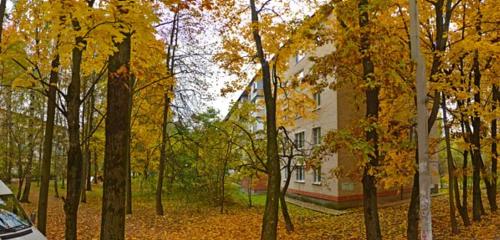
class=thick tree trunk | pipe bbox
[407,0,457,237]
[100,32,131,240]
[248,1,281,239]
[470,50,482,221]
[412,3,433,238]
[64,44,85,240]
[358,0,382,239]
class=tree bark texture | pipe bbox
[100,32,131,240]
[64,43,85,240]
[358,0,382,239]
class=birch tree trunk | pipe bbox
[409,0,432,238]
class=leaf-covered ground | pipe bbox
[19,184,499,240]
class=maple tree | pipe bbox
[0,0,498,239]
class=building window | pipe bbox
[295,51,305,63]
[283,168,288,181]
[252,81,259,93]
[296,165,305,181]
[313,91,321,107]
[313,166,322,183]
[297,70,305,80]
[294,131,305,149]
[312,127,321,145]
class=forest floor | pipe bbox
[18,182,500,240]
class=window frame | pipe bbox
[313,166,322,184]
[312,127,321,145]
[297,70,305,80]
[295,165,305,182]
[313,91,321,108]
[295,51,305,64]
[294,131,305,149]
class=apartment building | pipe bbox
[227,28,440,211]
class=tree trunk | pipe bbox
[86,87,95,192]
[20,150,34,203]
[93,149,98,184]
[54,173,59,198]
[409,0,433,238]
[100,32,131,240]
[248,1,281,239]
[220,133,233,214]
[441,93,458,234]
[126,77,135,215]
[461,149,470,222]
[54,143,60,199]
[80,76,88,204]
[5,87,13,184]
[87,153,92,191]
[407,169,419,240]
[0,0,10,184]
[358,0,382,239]
[490,85,498,211]
[280,164,294,233]
[407,0,458,236]
[248,175,253,208]
[64,43,85,240]
[156,11,179,215]
[470,49,482,221]
[156,93,169,216]
[20,92,37,203]
[80,151,88,203]
[17,144,25,200]
[452,162,469,226]
[0,0,7,46]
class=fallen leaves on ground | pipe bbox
[20,186,499,240]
